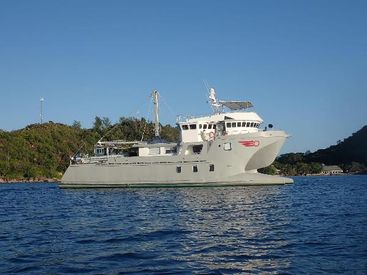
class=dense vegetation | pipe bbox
[259,156,323,176]
[0,117,179,180]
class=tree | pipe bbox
[93,116,103,135]
[277,153,305,164]
[309,162,322,174]
[259,165,278,175]
[101,117,112,131]
[72,120,82,129]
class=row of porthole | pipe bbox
[176,164,215,173]
[181,123,217,130]
[226,121,260,128]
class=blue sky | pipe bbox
[0,0,366,153]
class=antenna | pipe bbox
[40,97,44,123]
[203,79,210,92]
[202,79,210,102]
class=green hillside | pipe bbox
[0,117,179,180]
[306,126,367,167]
[269,125,367,175]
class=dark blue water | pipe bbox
[1,176,366,274]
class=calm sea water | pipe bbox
[0,176,366,274]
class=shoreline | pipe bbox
[1,173,365,184]
[0,178,60,184]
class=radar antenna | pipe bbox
[208,87,254,113]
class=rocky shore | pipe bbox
[0,178,60,183]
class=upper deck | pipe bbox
[178,111,263,142]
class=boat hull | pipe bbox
[60,130,293,188]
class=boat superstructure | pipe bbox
[60,88,293,188]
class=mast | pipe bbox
[208,88,221,114]
[152,90,160,137]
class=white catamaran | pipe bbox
[60,88,293,188]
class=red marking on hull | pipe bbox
[239,140,260,147]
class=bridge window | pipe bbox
[182,125,188,130]
[250,122,254,127]
[226,123,231,128]
[232,122,236,127]
[242,122,246,127]
[209,164,214,172]
[213,124,216,129]
[237,122,241,127]
[203,124,207,129]
[193,165,198,173]
[176,166,181,173]
[199,124,202,129]
[246,122,250,127]
[208,124,212,129]
[190,124,197,129]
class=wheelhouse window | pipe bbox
[199,124,202,129]
[246,122,250,127]
[203,124,207,129]
[182,125,189,130]
[208,124,212,129]
[250,122,254,127]
[232,122,236,127]
[226,123,231,128]
[209,164,214,172]
[237,122,241,127]
[176,166,181,173]
[193,165,198,173]
[242,122,246,127]
[190,124,197,130]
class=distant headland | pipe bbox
[259,125,367,176]
[0,117,366,182]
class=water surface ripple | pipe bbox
[1,176,366,274]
